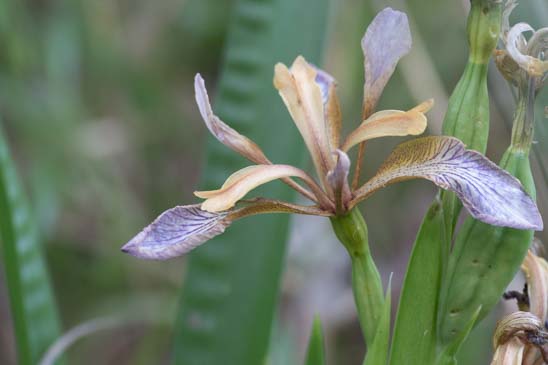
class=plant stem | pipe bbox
[330,208,384,345]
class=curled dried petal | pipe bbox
[351,136,543,230]
[493,311,544,348]
[507,23,548,77]
[362,7,412,117]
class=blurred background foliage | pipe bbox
[0,0,546,364]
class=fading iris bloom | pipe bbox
[122,8,542,260]
[491,243,548,365]
[495,0,547,88]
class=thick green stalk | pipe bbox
[441,0,501,241]
[330,208,384,345]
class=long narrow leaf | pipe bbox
[0,125,61,365]
[173,0,330,364]
[364,280,391,365]
[389,200,444,365]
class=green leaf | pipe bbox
[389,199,445,365]
[304,316,326,365]
[0,125,61,365]
[436,306,481,365]
[363,280,391,365]
[173,0,330,364]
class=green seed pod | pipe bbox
[441,0,502,237]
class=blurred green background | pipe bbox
[0,0,546,364]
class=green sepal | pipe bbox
[304,316,326,365]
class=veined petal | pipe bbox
[121,199,331,260]
[195,164,327,212]
[490,339,524,365]
[314,67,342,151]
[507,23,548,77]
[195,74,269,164]
[274,56,334,184]
[362,8,412,118]
[121,205,230,260]
[341,99,432,151]
[522,251,548,322]
[351,136,543,230]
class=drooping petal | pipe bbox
[327,150,351,213]
[121,205,230,260]
[194,74,269,164]
[351,136,543,230]
[314,67,342,151]
[341,99,432,151]
[361,8,412,118]
[274,56,334,185]
[195,164,330,212]
[507,23,548,77]
[522,250,548,322]
[121,199,332,260]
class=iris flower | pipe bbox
[122,8,542,260]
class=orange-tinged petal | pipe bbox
[195,164,324,212]
[341,100,432,151]
[274,56,334,185]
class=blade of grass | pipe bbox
[0,124,62,365]
[304,316,326,365]
[173,0,330,364]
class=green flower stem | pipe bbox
[330,208,384,345]
[510,77,536,152]
[441,0,501,243]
